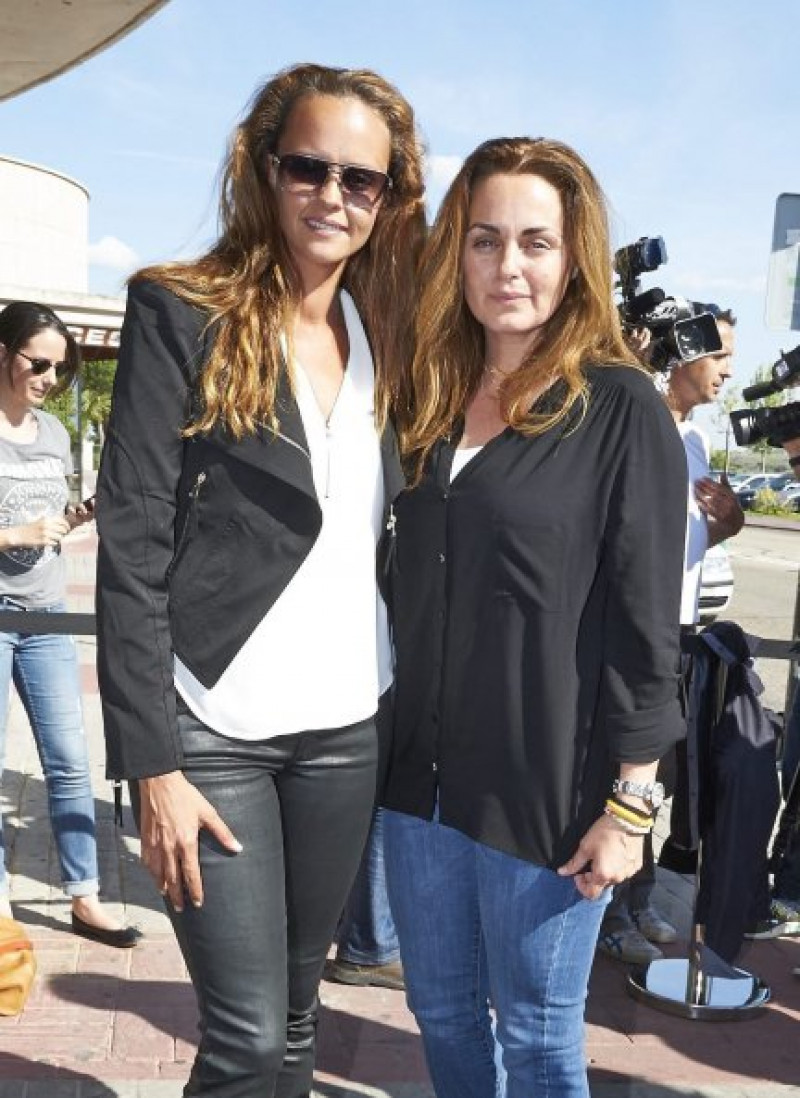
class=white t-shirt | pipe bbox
[174,291,392,738]
[450,445,483,481]
[678,420,710,626]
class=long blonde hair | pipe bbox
[134,63,426,437]
[403,137,637,474]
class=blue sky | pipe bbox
[2,0,799,440]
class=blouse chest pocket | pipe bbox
[492,517,566,613]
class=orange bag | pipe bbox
[0,915,36,1016]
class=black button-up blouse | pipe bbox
[382,365,688,869]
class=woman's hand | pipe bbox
[0,514,71,550]
[138,771,242,911]
[557,816,644,900]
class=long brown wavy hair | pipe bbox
[402,137,638,475]
[134,63,426,437]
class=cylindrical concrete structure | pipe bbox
[0,156,89,294]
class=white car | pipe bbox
[698,544,735,620]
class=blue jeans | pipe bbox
[384,809,609,1098]
[336,807,400,964]
[0,598,98,897]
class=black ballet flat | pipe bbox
[71,912,142,948]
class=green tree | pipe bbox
[44,358,116,449]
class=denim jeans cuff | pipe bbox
[337,947,401,966]
[63,879,100,898]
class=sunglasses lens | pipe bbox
[341,166,387,201]
[279,155,329,190]
[31,359,68,377]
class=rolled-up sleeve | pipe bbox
[600,384,687,763]
[96,280,206,779]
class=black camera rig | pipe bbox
[729,344,800,448]
[614,236,723,372]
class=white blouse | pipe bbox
[174,291,393,739]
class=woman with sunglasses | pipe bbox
[95,63,424,1097]
[0,300,139,946]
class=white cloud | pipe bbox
[668,270,767,295]
[87,235,139,273]
[427,154,462,191]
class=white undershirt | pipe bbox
[174,291,393,738]
[450,445,483,481]
[679,420,710,626]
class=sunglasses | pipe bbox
[271,153,392,207]
[16,350,70,379]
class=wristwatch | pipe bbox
[612,779,665,812]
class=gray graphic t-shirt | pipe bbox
[0,410,72,608]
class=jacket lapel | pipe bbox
[205,369,317,502]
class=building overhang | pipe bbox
[0,1,170,102]
[0,283,125,360]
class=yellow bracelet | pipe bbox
[607,794,654,824]
[604,799,655,830]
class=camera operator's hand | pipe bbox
[695,475,745,544]
[625,326,652,361]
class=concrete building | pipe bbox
[0,155,123,360]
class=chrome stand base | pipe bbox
[628,958,770,1021]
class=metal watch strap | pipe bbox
[612,778,663,810]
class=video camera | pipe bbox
[614,236,723,372]
[729,344,800,447]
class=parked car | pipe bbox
[735,472,795,510]
[698,543,735,620]
[779,489,800,512]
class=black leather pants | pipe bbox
[151,700,379,1097]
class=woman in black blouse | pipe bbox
[381,138,687,1098]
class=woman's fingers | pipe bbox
[558,817,645,899]
[137,773,242,913]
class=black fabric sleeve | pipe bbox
[600,377,687,763]
[95,280,206,779]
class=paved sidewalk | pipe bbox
[0,531,798,1096]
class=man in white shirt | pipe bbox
[600,306,745,965]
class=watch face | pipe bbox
[650,782,665,808]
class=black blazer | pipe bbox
[96,279,404,780]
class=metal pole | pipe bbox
[74,368,83,496]
[786,573,800,718]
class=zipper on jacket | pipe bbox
[273,429,312,463]
[168,471,206,578]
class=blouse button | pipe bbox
[438,552,446,564]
